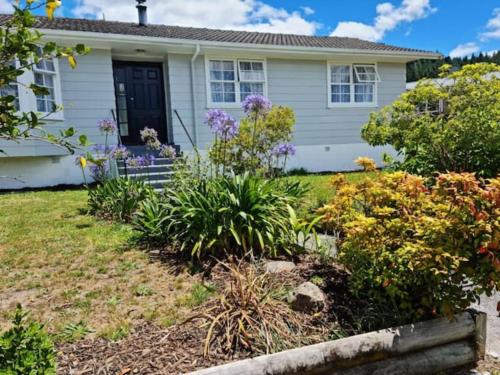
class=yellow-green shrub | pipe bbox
[319,170,500,322]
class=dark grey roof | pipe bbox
[0,14,437,55]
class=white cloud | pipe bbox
[301,6,315,16]
[480,8,500,41]
[485,49,498,57]
[0,0,13,13]
[331,0,436,42]
[449,42,480,58]
[72,0,319,35]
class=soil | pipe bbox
[56,254,346,374]
[56,253,499,374]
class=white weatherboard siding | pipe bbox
[168,54,404,172]
[0,49,117,189]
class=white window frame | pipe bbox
[327,62,379,108]
[7,55,64,121]
[205,57,268,108]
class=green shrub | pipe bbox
[0,305,56,375]
[88,178,154,222]
[319,170,500,323]
[362,63,500,177]
[135,173,307,258]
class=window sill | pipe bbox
[206,103,242,109]
[327,103,379,109]
[40,112,65,122]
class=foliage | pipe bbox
[207,99,296,177]
[197,262,325,356]
[362,63,500,177]
[134,173,307,258]
[0,1,90,154]
[319,168,500,323]
[0,305,56,375]
[88,178,154,222]
[407,51,500,82]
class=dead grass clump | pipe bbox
[190,261,327,357]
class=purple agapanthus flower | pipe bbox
[204,109,239,138]
[126,154,155,168]
[272,143,297,156]
[242,95,272,115]
[110,145,130,160]
[159,144,177,159]
[97,119,117,134]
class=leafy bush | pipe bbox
[134,173,308,257]
[207,97,296,177]
[319,169,500,323]
[362,63,500,177]
[88,178,154,222]
[0,305,56,375]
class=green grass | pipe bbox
[0,189,196,340]
[286,171,376,211]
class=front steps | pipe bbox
[116,157,175,190]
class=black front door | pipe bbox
[113,61,167,145]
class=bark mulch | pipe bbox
[57,319,245,375]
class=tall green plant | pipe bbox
[362,63,500,177]
[88,178,154,222]
[135,174,308,258]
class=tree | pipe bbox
[0,0,90,155]
[362,63,500,177]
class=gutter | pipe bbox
[190,44,201,148]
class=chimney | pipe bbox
[136,0,148,26]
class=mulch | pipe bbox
[56,254,340,375]
[57,319,243,374]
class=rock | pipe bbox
[302,234,338,259]
[264,261,296,274]
[288,282,326,313]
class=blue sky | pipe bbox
[3,0,499,57]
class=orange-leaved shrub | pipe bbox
[319,166,499,322]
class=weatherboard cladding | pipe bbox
[0,15,434,54]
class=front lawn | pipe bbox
[0,189,199,341]
[287,171,376,210]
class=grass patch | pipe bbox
[0,189,196,338]
[285,171,376,213]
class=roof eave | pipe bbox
[38,28,442,61]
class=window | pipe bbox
[329,63,379,106]
[34,50,57,113]
[1,50,62,119]
[207,58,267,106]
[238,61,265,102]
[0,62,19,111]
[209,60,236,104]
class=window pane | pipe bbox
[211,82,223,93]
[331,65,350,83]
[354,84,374,102]
[35,72,44,86]
[37,98,46,112]
[210,70,223,80]
[223,71,235,80]
[331,84,350,103]
[240,82,264,101]
[239,61,265,81]
[224,92,236,102]
[0,84,19,111]
[354,65,377,83]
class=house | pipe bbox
[0,1,440,189]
